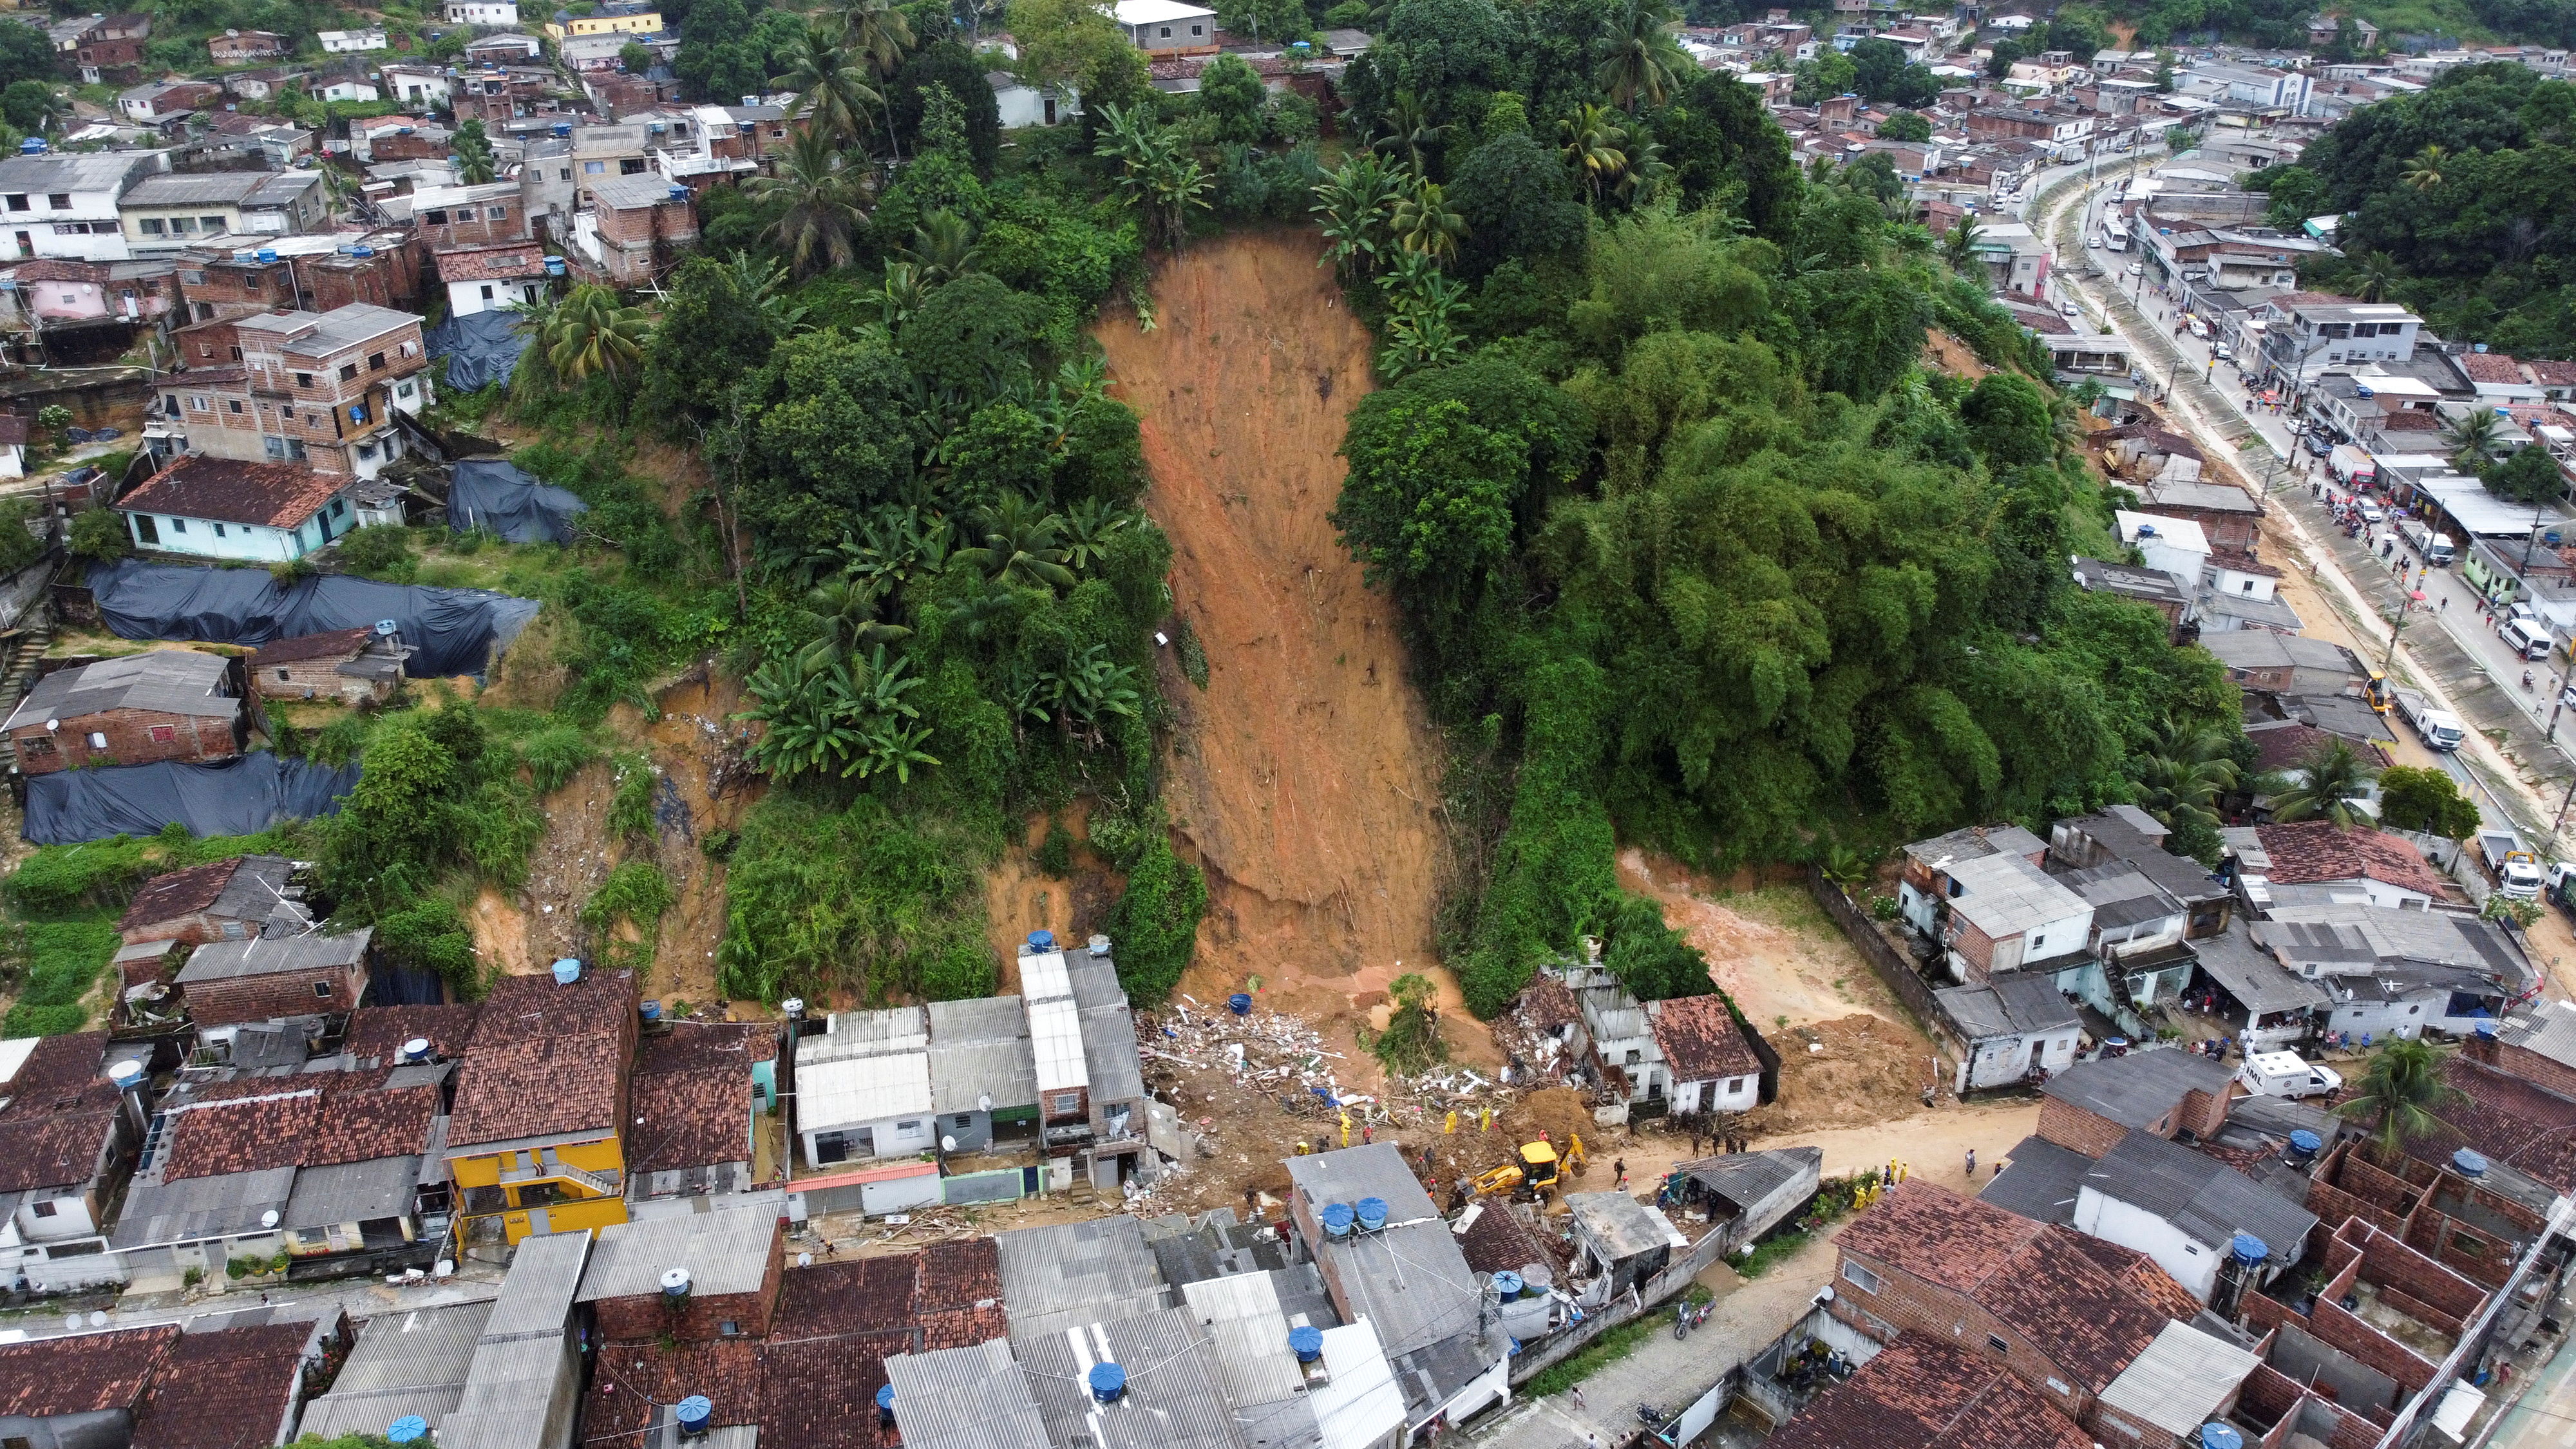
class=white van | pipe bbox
[2501,617,2555,660]
[2239,1052,2343,1100]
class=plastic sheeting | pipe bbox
[24,752,360,844]
[448,458,588,545]
[86,558,540,679]
[425,308,534,393]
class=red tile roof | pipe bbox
[2461,352,2528,384]
[1765,1337,2094,1449]
[247,625,373,668]
[2249,723,2383,775]
[0,1326,180,1419]
[2412,1056,2576,1190]
[309,1074,439,1166]
[448,968,636,1149]
[2528,359,2576,386]
[2253,822,2447,897]
[118,856,248,933]
[161,1068,439,1180]
[1651,994,1762,1083]
[627,1022,766,1176]
[160,1090,317,1180]
[433,240,549,281]
[0,1032,124,1194]
[343,1001,482,1063]
[118,455,346,529]
[3,260,108,285]
[1835,1181,2045,1296]
[131,1322,309,1449]
[2380,410,2440,431]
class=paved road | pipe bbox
[1467,1231,1839,1449]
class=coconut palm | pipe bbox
[452,119,498,184]
[795,576,912,671]
[899,209,981,283]
[2441,406,2506,473]
[540,285,648,381]
[744,128,869,279]
[1368,90,1447,173]
[2336,1037,2463,1163]
[1940,211,1984,272]
[2401,144,2447,191]
[2350,249,2400,304]
[1560,104,1631,207]
[2126,717,2240,837]
[1388,175,1466,261]
[840,0,916,156]
[772,30,880,151]
[1596,0,1690,112]
[2266,736,2382,828]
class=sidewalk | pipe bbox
[1466,1231,1841,1449]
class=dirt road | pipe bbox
[1755,1097,2045,1191]
[1095,231,1464,1049]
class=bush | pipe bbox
[1036,819,1075,877]
[580,860,675,972]
[336,524,415,580]
[608,755,658,840]
[374,898,481,994]
[68,507,131,562]
[520,723,596,794]
[5,837,148,913]
[717,794,996,1006]
[1104,829,1206,1004]
[699,827,739,862]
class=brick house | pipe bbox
[173,233,422,326]
[1826,1181,2199,1423]
[2,650,245,773]
[70,13,153,82]
[174,927,374,1027]
[2481,1003,2576,1100]
[117,80,223,123]
[410,181,530,246]
[209,29,288,61]
[2032,1049,2237,1158]
[248,624,410,704]
[435,239,552,316]
[578,1201,785,1343]
[1765,1336,2095,1449]
[156,303,435,481]
[628,1020,778,1200]
[0,1032,146,1288]
[574,173,697,284]
[2248,821,2448,910]
[0,1327,178,1443]
[117,853,298,946]
[2238,1217,2493,1401]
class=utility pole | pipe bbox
[2383,596,2409,674]
[2557,772,2576,835]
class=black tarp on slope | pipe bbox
[448,459,588,545]
[24,753,360,844]
[426,309,534,392]
[86,559,541,679]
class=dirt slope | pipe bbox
[1094,230,1464,1050]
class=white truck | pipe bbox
[2394,688,2466,751]
[2328,444,2376,488]
[2400,520,2456,566]
[2239,1051,2343,1100]
[2479,828,2545,900]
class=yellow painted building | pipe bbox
[442,967,640,1245]
[544,12,664,40]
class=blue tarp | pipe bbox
[24,752,359,844]
[448,459,587,545]
[425,309,534,392]
[85,559,540,679]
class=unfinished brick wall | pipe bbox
[2181,1086,2230,1139]
[2038,1096,2132,1157]
[2322,1148,2423,1220]
[2405,1206,2517,1289]
[2497,1040,2576,1099]
[8,705,242,774]
[1951,916,2002,981]
[187,959,367,1027]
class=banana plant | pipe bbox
[1057,498,1133,572]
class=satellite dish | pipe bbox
[66,1314,82,1332]
[44,719,57,731]
[261,1209,279,1229]
[88,1311,107,1327]
[941,1135,958,1153]
[978,1094,992,1113]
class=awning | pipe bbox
[2430,1381,2484,1441]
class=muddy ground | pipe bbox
[1096,231,1480,1075]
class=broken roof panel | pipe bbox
[2094,1320,2264,1437]
[882,1340,1050,1449]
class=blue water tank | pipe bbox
[1289,1325,1325,1363]
[554,121,573,137]
[1088,1362,1127,1405]
[675,1395,711,1435]
[1320,1202,1356,1238]
[1028,930,1056,951]
[1355,1197,1388,1231]
[2200,1425,2244,1449]
[876,1383,896,1425]
[1229,992,1252,1015]
[552,958,582,984]
[2287,1129,2323,1160]
[256,248,277,263]
[351,245,374,258]
[17,137,43,154]
[2230,1233,2268,1265]
[387,1417,429,1444]
[641,1000,661,1021]
[2454,1148,2488,1179]
[1492,1270,1523,1301]
[544,255,566,275]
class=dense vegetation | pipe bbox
[1314,0,2243,1016]
[2255,64,2576,358]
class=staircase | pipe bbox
[0,613,52,715]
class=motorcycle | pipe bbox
[2526,671,2538,693]
[1638,1403,1671,1430]
[1674,1301,1692,1340]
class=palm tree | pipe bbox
[1369,90,1447,173]
[452,119,498,185]
[1311,153,1401,280]
[1940,211,1984,272]
[1595,0,1690,112]
[2441,406,2506,473]
[795,576,911,671]
[954,495,1077,590]
[1560,104,1631,207]
[772,30,879,151]
[540,285,648,381]
[2266,737,2381,828]
[841,0,917,157]
[1388,175,1466,261]
[880,261,929,327]
[2401,144,2447,191]
[900,209,981,283]
[2350,250,2400,304]
[744,128,869,279]
[2336,1037,2463,1162]
[2126,717,2240,836]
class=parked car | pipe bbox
[2211,341,2233,360]
[2060,299,2081,318]
[2304,431,2334,457]
[2357,500,2384,524]
[2126,261,2145,276]
[2088,236,2103,248]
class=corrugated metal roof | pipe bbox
[1976,1134,2092,1225]
[799,1050,931,1131]
[1180,1272,1308,1406]
[797,1005,926,1066]
[1030,996,1088,1095]
[283,1154,420,1228]
[996,1217,1168,1339]
[110,1163,296,1248]
[2501,999,2576,1069]
[1021,950,1073,1002]
[577,1193,780,1302]
[2195,922,2331,1013]
[1082,1000,1144,1104]
[176,927,371,983]
[1946,851,2091,937]
[2094,1320,2262,1435]
[481,1228,589,1340]
[1014,1306,1245,1449]
[1567,1191,1685,1261]
[5,651,237,732]
[1677,1147,1821,1209]
[2085,1128,2318,1265]
[298,1299,489,1439]
[882,1339,1050,1449]
[927,995,1035,1113]
[1308,1318,1405,1449]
